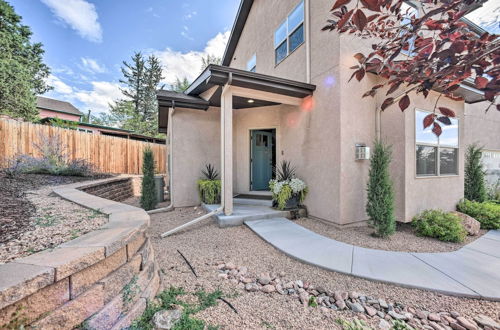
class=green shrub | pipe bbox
[140,148,158,211]
[457,199,500,229]
[197,164,221,204]
[464,144,486,202]
[412,210,467,242]
[197,180,221,204]
[366,140,395,237]
[486,179,500,203]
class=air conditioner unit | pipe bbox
[355,144,370,160]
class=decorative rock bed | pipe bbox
[0,177,160,329]
[217,262,500,330]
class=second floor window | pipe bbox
[247,54,256,72]
[274,1,304,65]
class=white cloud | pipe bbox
[466,0,500,34]
[45,75,122,114]
[73,81,122,112]
[183,11,197,20]
[41,0,103,42]
[153,31,230,86]
[46,75,73,94]
[81,57,107,73]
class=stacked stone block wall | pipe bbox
[0,178,159,329]
[81,178,135,202]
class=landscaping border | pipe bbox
[0,176,160,329]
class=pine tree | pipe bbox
[171,77,190,92]
[366,140,396,237]
[0,0,51,120]
[200,54,221,71]
[464,144,486,202]
[113,52,163,137]
[140,148,157,211]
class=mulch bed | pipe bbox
[0,172,109,245]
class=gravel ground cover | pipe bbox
[296,218,486,253]
[148,207,499,329]
[122,195,172,210]
[0,173,109,263]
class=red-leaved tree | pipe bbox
[323,0,499,136]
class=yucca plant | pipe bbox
[274,160,296,181]
[201,163,219,180]
[198,164,221,204]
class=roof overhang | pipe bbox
[156,65,316,133]
[222,0,253,66]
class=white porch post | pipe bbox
[221,84,233,216]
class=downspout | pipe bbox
[149,104,176,214]
[305,0,311,83]
[161,83,231,237]
[375,107,381,140]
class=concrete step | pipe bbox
[233,197,272,207]
[202,203,289,227]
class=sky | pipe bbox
[9,0,240,115]
[8,0,499,116]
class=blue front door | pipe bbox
[251,130,274,190]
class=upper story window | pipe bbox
[274,1,304,65]
[247,54,256,72]
[415,109,459,177]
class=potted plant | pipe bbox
[269,161,308,210]
[197,164,221,204]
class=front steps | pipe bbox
[202,201,290,227]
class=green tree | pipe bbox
[113,52,163,137]
[366,140,396,237]
[200,54,221,71]
[140,148,157,211]
[464,144,486,202]
[171,77,190,93]
[0,0,51,120]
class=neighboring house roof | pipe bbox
[36,96,84,117]
[39,117,166,143]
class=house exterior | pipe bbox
[157,0,499,225]
[37,96,83,122]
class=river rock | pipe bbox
[153,309,182,329]
[473,315,500,329]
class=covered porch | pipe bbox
[157,65,315,221]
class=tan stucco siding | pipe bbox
[171,107,220,207]
[230,0,307,82]
[464,101,500,151]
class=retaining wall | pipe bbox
[0,177,159,329]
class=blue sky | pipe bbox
[8,0,499,115]
[9,0,240,114]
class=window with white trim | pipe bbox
[416,109,459,176]
[274,1,304,65]
[247,54,256,72]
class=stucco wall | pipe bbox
[171,107,221,207]
[168,0,488,224]
[464,101,500,151]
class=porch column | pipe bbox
[221,85,233,216]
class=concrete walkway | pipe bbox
[245,218,500,301]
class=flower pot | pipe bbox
[285,194,299,209]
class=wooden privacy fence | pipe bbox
[0,118,166,174]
